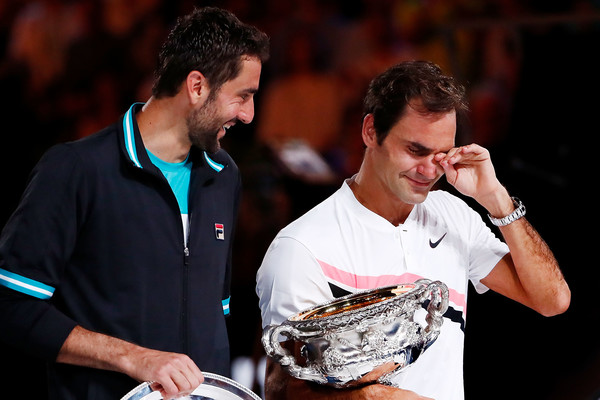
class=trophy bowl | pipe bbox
[261,279,448,388]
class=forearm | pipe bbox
[57,325,204,398]
[265,358,431,400]
[56,325,139,376]
[265,358,351,400]
[498,217,570,316]
[480,188,570,316]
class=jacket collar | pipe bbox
[119,103,227,176]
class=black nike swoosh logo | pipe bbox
[429,233,447,248]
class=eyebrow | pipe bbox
[407,141,453,154]
[241,88,259,95]
[408,141,432,153]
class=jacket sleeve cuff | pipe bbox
[27,306,78,361]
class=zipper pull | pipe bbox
[184,246,190,265]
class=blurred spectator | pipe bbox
[468,24,522,148]
[101,0,162,38]
[8,0,83,95]
[256,26,345,157]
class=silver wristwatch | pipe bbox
[488,197,526,226]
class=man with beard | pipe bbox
[0,7,269,400]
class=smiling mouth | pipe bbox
[218,122,235,138]
[221,120,237,134]
[406,176,434,189]
[407,176,431,186]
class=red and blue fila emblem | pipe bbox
[215,223,225,240]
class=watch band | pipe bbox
[488,197,526,226]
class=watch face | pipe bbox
[120,373,261,400]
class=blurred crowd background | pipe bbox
[1,0,599,399]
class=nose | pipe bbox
[238,98,255,124]
[417,155,442,179]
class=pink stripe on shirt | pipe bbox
[317,259,467,312]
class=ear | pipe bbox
[185,70,211,105]
[361,114,378,147]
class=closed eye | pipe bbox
[239,89,258,102]
[406,141,454,157]
[407,142,433,157]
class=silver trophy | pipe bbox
[262,279,448,388]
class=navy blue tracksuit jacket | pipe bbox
[0,104,240,399]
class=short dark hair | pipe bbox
[363,61,468,144]
[152,7,270,98]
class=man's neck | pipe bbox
[349,172,414,227]
[136,96,192,163]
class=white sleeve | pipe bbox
[467,209,509,294]
[256,236,333,329]
[432,191,509,294]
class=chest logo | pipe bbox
[429,232,447,248]
[215,223,225,240]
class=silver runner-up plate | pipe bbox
[120,372,262,400]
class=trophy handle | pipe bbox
[262,324,297,366]
[423,280,449,337]
[262,324,329,385]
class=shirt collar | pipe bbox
[120,103,226,175]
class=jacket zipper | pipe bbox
[127,108,194,355]
[182,210,191,354]
[182,244,189,354]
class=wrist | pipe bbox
[478,186,512,217]
[116,340,145,377]
[488,197,526,226]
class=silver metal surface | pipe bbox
[120,372,262,400]
[262,279,449,388]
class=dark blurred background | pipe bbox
[0,0,598,399]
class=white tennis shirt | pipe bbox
[256,179,509,400]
